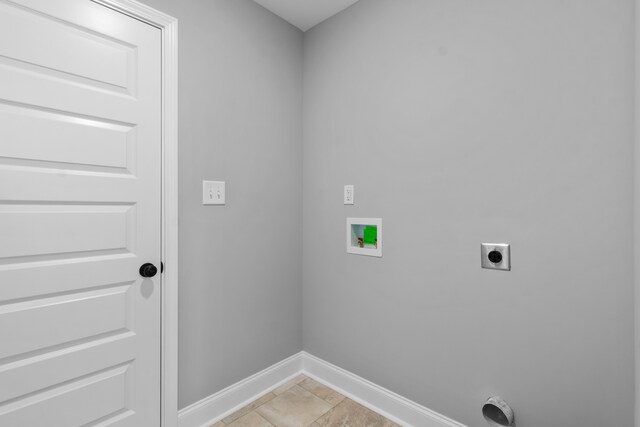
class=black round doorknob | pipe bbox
[139,263,158,278]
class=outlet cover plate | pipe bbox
[481,243,510,271]
[203,180,225,205]
[344,185,354,205]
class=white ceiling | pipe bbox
[253,0,360,31]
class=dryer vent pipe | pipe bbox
[482,396,514,426]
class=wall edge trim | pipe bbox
[178,352,303,427]
[178,352,467,427]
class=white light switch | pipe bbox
[344,185,354,205]
[203,181,225,205]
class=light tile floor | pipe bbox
[211,375,401,427]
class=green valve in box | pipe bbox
[363,225,377,245]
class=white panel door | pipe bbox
[0,0,162,425]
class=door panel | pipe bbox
[0,204,134,259]
[0,0,162,425]
[0,333,136,402]
[0,102,134,171]
[0,284,131,359]
[1,363,133,427]
[0,1,134,91]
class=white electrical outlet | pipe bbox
[203,180,225,205]
[344,185,354,205]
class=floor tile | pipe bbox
[298,378,345,406]
[226,411,274,427]
[273,374,307,395]
[209,422,225,427]
[315,399,400,427]
[222,393,277,425]
[256,385,333,427]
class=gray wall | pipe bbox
[139,0,303,409]
[302,1,635,426]
[637,0,640,422]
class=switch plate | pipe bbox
[344,185,354,205]
[203,181,225,205]
[481,243,511,271]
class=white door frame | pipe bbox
[89,1,179,425]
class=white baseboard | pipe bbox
[301,352,467,427]
[178,351,466,427]
[178,352,303,427]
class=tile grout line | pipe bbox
[219,394,270,425]
[221,375,308,426]
[308,405,333,427]
[218,374,397,427]
[300,377,347,427]
[253,411,275,427]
